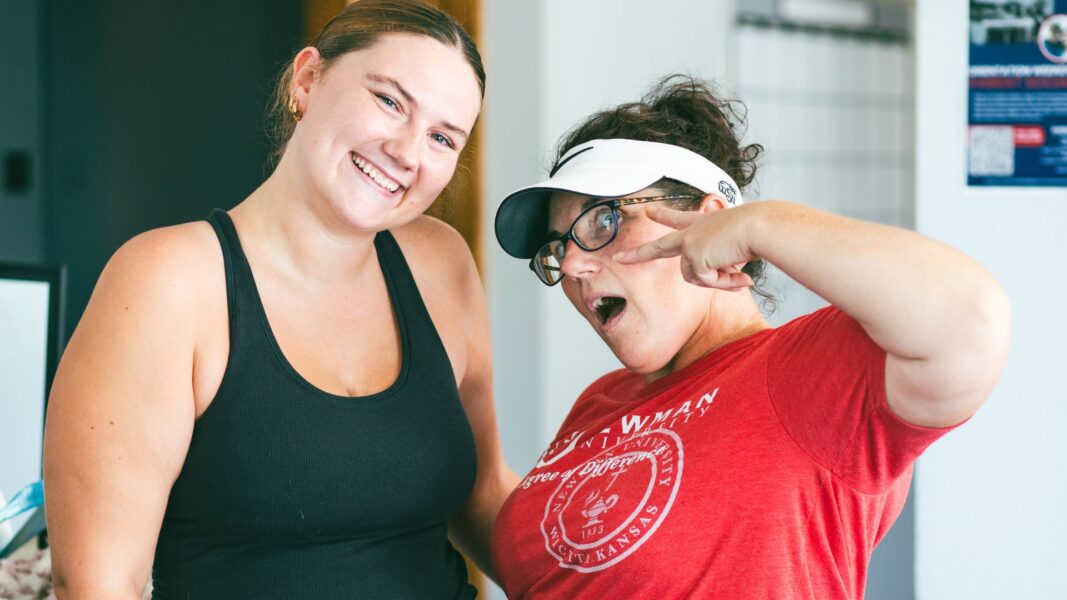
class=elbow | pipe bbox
[972,276,1012,372]
[52,580,144,600]
[948,278,1011,412]
[952,275,1011,399]
[942,266,1011,370]
[51,564,146,600]
[888,276,1011,428]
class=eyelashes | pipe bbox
[373,91,457,151]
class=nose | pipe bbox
[382,124,420,172]
[559,238,600,280]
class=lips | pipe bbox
[350,152,403,193]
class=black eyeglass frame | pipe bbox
[529,194,702,286]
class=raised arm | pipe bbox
[617,199,1011,428]
[44,228,206,598]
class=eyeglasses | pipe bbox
[529,194,700,286]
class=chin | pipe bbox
[333,196,408,231]
[335,209,389,233]
[609,344,672,376]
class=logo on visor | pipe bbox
[550,146,594,177]
[718,181,737,205]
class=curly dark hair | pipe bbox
[553,75,775,309]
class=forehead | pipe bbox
[330,33,482,129]
[547,191,588,219]
[546,191,602,234]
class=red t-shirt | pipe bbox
[491,307,958,599]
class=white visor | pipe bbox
[494,138,743,259]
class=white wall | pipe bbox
[733,23,915,325]
[482,0,546,497]
[914,1,1067,598]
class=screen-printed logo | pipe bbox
[540,429,683,573]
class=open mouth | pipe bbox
[351,152,401,193]
[592,296,627,328]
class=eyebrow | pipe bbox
[367,73,470,141]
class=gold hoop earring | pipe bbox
[288,96,303,122]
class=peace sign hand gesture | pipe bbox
[612,201,758,291]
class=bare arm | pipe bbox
[436,232,518,584]
[44,229,203,598]
[618,199,1011,428]
[447,310,518,582]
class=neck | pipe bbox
[644,293,770,384]
[230,156,380,286]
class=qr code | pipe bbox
[968,126,1014,176]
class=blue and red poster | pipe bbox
[968,0,1067,186]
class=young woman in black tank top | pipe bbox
[43,2,517,597]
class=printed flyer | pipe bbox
[968,0,1067,186]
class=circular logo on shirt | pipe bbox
[539,429,684,573]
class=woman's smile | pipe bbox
[350,152,403,194]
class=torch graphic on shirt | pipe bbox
[579,467,626,528]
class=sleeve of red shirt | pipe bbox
[766,305,961,494]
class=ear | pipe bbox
[290,46,324,105]
[696,193,729,214]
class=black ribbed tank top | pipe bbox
[152,209,478,599]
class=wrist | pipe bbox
[736,199,779,261]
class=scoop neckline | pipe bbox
[221,210,411,403]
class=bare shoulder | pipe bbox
[106,221,219,281]
[78,220,225,353]
[53,218,228,422]
[49,219,223,414]
[391,215,475,263]
[391,215,480,296]
[97,221,221,306]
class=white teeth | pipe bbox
[592,298,605,310]
[351,154,400,193]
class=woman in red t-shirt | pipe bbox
[489,76,1010,599]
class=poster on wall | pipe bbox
[968,0,1067,186]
